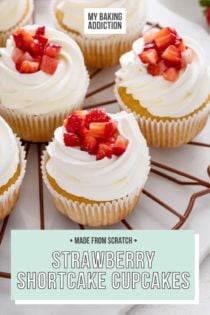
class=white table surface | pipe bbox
[0,0,210,314]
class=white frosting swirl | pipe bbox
[0,116,19,188]
[0,0,27,32]
[116,37,210,118]
[0,25,89,115]
[46,111,150,201]
[54,0,147,36]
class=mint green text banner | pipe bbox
[11,230,196,301]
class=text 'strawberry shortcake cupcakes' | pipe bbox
[115,27,210,147]
[42,109,150,227]
[52,0,147,68]
[0,0,34,47]
[0,25,89,142]
[0,117,26,220]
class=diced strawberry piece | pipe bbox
[35,26,45,36]
[143,42,158,51]
[40,55,59,75]
[34,34,48,47]
[81,134,98,155]
[29,40,44,56]
[19,61,39,74]
[64,114,84,134]
[143,28,158,44]
[96,143,112,161]
[163,67,179,82]
[23,52,34,62]
[162,45,181,66]
[45,44,61,58]
[112,135,129,157]
[63,133,80,147]
[175,38,185,52]
[205,8,210,26]
[12,48,24,63]
[147,64,161,76]
[154,27,177,49]
[181,48,194,68]
[89,121,117,139]
[139,49,159,65]
[85,109,110,128]
[13,29,33,51]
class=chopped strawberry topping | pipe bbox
[12,26,61,75]
[85,109,110,128]
[19,61,39,74]
[40,55,58,75]
[64,133,80,147]
[63,110,129,161]
[139,26,195,82]
[139,49,159,65]
[163,67,179,82]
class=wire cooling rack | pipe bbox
[0,67,210,280]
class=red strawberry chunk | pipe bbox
[12,48,24,63]
[35,26,45,36]
[40,55,59,75]
[143,28,158,44]
[96,143,112,161]
[162,45,181,66]
[139,49,159,65]
[85,109,110,128]
[181,48,194,68]
[45,44,61,58]
[19,61,39,74]
[175,38,185,52]
[34,34,48,47]
[112,135,129,157]
[64,114,84,134]
[64,133,80,147]
[154,27,177,49]
[89,121,117,139]
[147,64,161,76]
[81,134,98,155]
[163,67,179,82]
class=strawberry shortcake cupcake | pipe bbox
[0,0,34,47]
[52,0,147,68]
[115,27,210,147]
[42,109,150,226]
[0,116,26,219]
[0,25,89,142]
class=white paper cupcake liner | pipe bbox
[115,87,210,148]
[0,0,34,47]
[0,138,27,220]
[0,88,87,143]
[41,150,142,227]
[51,0,146,68]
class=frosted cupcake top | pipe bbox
[0,116,19,188]
[0,0,28,31]
[116,27,210,118]
[53,0,147,36]
[0,25,89,115]
[46,110,150,201]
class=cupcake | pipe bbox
[115,27,210,147]
[0,117,26,220]
[42,109,150,227]
[0,25,89,142]
[0,0,34,47]
[52,0,147,68]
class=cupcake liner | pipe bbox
[51,0,146,68]
[41,151,142,227]
[0,138,26,220]
[115,87,210,148]
[0,92,86,143]
[0,0,34,47]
